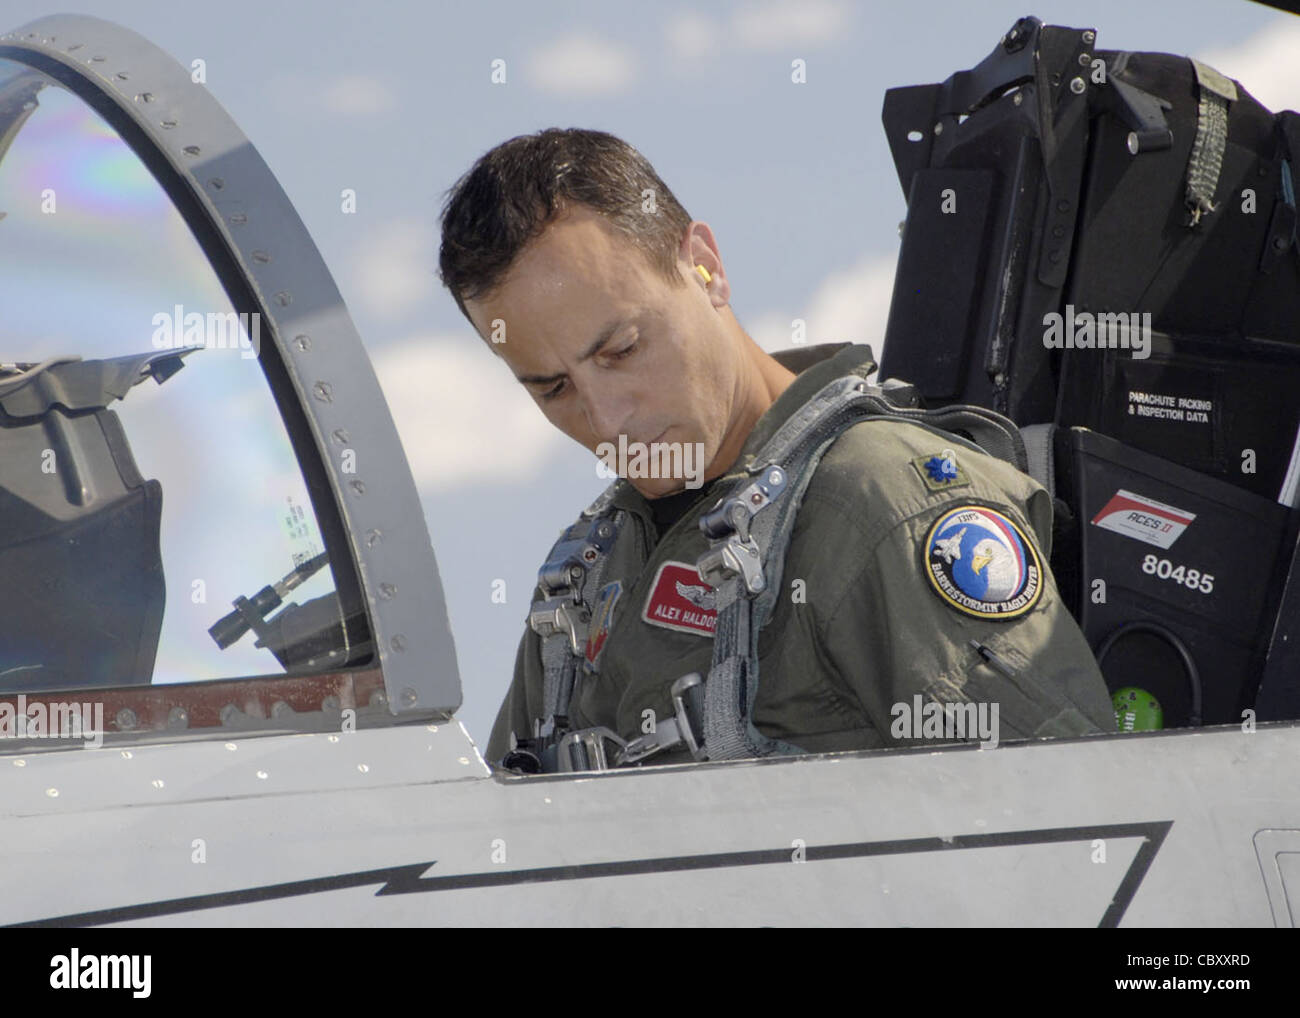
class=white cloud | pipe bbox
[265,72,396,116]
[370,336,566,493]
[743,252,897,368]
[350,220,435,320]
[526,33,638,95]
[322,74,397,116]
[665,12,720,61]
[1195,17,1300,115]
[732,0,852,52]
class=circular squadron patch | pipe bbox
[923,505,1042,619]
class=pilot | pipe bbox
[437,127,1114,771]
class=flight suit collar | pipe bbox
[608,342,878,519]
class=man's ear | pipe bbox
[678,221,728,304]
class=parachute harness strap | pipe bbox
[527,482,625,752]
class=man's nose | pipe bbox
[580,381,630,443]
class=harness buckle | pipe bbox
[557,727,626,772]
[697,535,765,594]
[697,464,787,593]
[615,672,709,764]
[618,718,685,764]
[671,672,707,759]
[528,597,590,656]
[529,516,621,654]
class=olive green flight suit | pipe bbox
[486,343,1114,767]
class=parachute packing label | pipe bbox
[923,505,1043,619]
[1090,488,1196,549]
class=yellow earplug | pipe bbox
[696,265,712,284]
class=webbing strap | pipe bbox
[1186,58,1238,226]
[539,631,578,728]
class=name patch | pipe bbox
[641,561,718,637]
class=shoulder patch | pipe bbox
[911,451,970,492]
[584,580,622,667]
[642,561,717,638]
[922,505,1042,619]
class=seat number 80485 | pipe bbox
[1141,554,1214,594]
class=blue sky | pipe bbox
[3,0,1293,746]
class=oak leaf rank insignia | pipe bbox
[912,452,970,492]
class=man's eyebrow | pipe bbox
[515,316,636,386]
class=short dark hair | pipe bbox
[437,128,693,323]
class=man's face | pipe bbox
[464,205,742,498]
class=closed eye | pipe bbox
[537,340,640,401]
